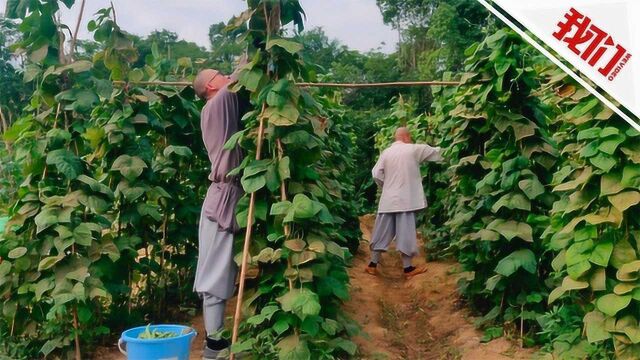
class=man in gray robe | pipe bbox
[192,68,249,358]
[366,127,443,279]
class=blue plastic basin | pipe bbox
[118,324,196,360]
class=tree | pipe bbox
[131,29,209,68]
[0,16,28,128]
[208,21,245,74]
[376,0,488,76]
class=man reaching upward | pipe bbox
[192,68,249,359]
[367,127,443,279]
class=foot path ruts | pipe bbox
[345,214,534,360]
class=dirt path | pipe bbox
[98,215,533,359]
[347,214,533,360]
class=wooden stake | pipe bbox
[69,0,86,60]
[0,107,11,154]
[276,139,294,291]
[230,106,266,360]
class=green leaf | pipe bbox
[621,165,640,188]
[129,68,144,82]
[600,127,620,137]
[291,194,322,219]
[263,103,300,126]
[494,249,536,276]
[333,338,358,355]
[554,166,593,192]
[276,334,310,360]
[616,261,640,282]
[163,145,192,158]
[561,276,589,291]
[273,319,290,335]
[611,239,638,269]
[276,288,321,320]
[278,156,291,181]
[584,311,611,343]
[608,191,640,213]
[38,256,64,271]
[223,129,246,150]
[577,128,601,140]
[565,189,597,213]
[230,338,256,354]
[580,141,599,158]
[238,68,263,92]
[111,155,147,181]
[46,149,82,179]
[73,223,94,246]
[548,287,566,304]
[241,175,266,193]
[596,294,632,316]
[494,56,511,76]
[589,240,614,267]
[137,203,162,221]
[301,317,319,336]
[486,219,533,242]
[322,319,340,336]
[598,134,626,155]
[518,178,545,199]
[33,278,54,301]
[284,239,306,252]
[66,265,89,282]
[72,90,99,113]
[271,201,292,216]
[267,38,303,54]
[491,192,531,212]
[601,172,624,196]
[590,153,617,172]
[40,339,60,357]
[30,45,48,63]
[8,247,27,259]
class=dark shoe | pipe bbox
[203,345,229,360]
[203,337,230,360]
[203,343,252,360]
[404,264,427,280]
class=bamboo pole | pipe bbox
[0,107,11,154]
[230,105,266,360]
[69,0,86,60]
[111,80,462,88]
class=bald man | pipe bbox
[367,127,443,279]
[192,68,249,359]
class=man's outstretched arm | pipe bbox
[414,144,444,163]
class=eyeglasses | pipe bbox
[207,71,222,88]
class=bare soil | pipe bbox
[346,214,534,360]
[96,214,533,359]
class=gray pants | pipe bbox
[369,211,418,257]
[194,210,237,335]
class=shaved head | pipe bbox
[193,69,219,100]
[395,127,412,143]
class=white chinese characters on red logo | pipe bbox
[553,7,632,81]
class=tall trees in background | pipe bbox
[376,0,488,78]
[0,17,28,128]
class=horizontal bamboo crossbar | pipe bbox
[112,80,462,88]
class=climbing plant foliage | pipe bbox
[423,25,640,357]
[222,1,360,358]
[541,66,640,359]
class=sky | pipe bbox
[0,0,398,54]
